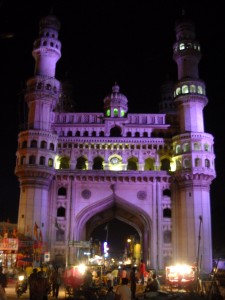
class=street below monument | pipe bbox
[4,278,225,300]
[5,281,65,300]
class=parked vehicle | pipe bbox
[15,274,28,298]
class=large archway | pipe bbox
[73,193,152,266]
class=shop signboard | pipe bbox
[0,238,18,250]
[69,240,90,247]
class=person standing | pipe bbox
[0,266,7,300]
[0,267,7,292]
[129,267,137,300]
[139,259,146,285]
[32,271,50,300]
[115,278,131,300]
[106,271,113,288]
[28,268,38,300]
[50,267,61,298]
[111,268,119,286]
[121,267,127,283]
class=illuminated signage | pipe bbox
[0,238,18,250]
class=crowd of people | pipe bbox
[0,259,162,300]
[28,266,62,300]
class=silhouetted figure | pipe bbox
[0,267,7,293]
[31,271,50,300]
[139,260,146,284]
[50,267,61,298]
[28,268,38,300]
[129,267,137,300]
[146,273,160,292]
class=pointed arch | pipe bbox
[127,157,138,170]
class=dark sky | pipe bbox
[0,0,224,256]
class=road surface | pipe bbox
[5,281,65,300]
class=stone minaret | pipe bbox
[15,14,61,242]
[172,14,216,273]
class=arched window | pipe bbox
[175,145,181,154]
[161,159,170,171]
[194,142,201,151]
[57,206,65,217]
[183,143,190,152]
[22,141,27,149]
[40,141,47,149]
[48,158,53,167]
[49,143,54,151]
[197,85,203,94]
[182,85,189,94]
[127,157,138,170]
[163,208,171,218]
[29,155,36,164]
[143,132,148,137]
[59,157,70,169]
[46,83,52,90]
[205,159,210,168]
[204,144,210,151]
[190,84,196,93]
[175,87,181,96]
[183,158,191,168]
[76,157,87,170]
[144,158,154,170]
[30,140,37,148]
[113,108,118,117]
[67,131,72,137]
[110,126,122,137]
[39,156,45,165]
[195,158,201,167]
[179,43,185,50]
[163,189,171,197]
[58,187,67,196]
[93,157,104,170]
[135,132,140,137]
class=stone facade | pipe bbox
[15,13,216,273]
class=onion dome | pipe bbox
[103,83,128,118]
[32,12,61,77]
[39,14,61,37]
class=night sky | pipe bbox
[0,0,224,257]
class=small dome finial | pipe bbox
[112,82,120,93]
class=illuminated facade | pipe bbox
[15,13,216,273]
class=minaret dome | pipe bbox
[103,82,128,118]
